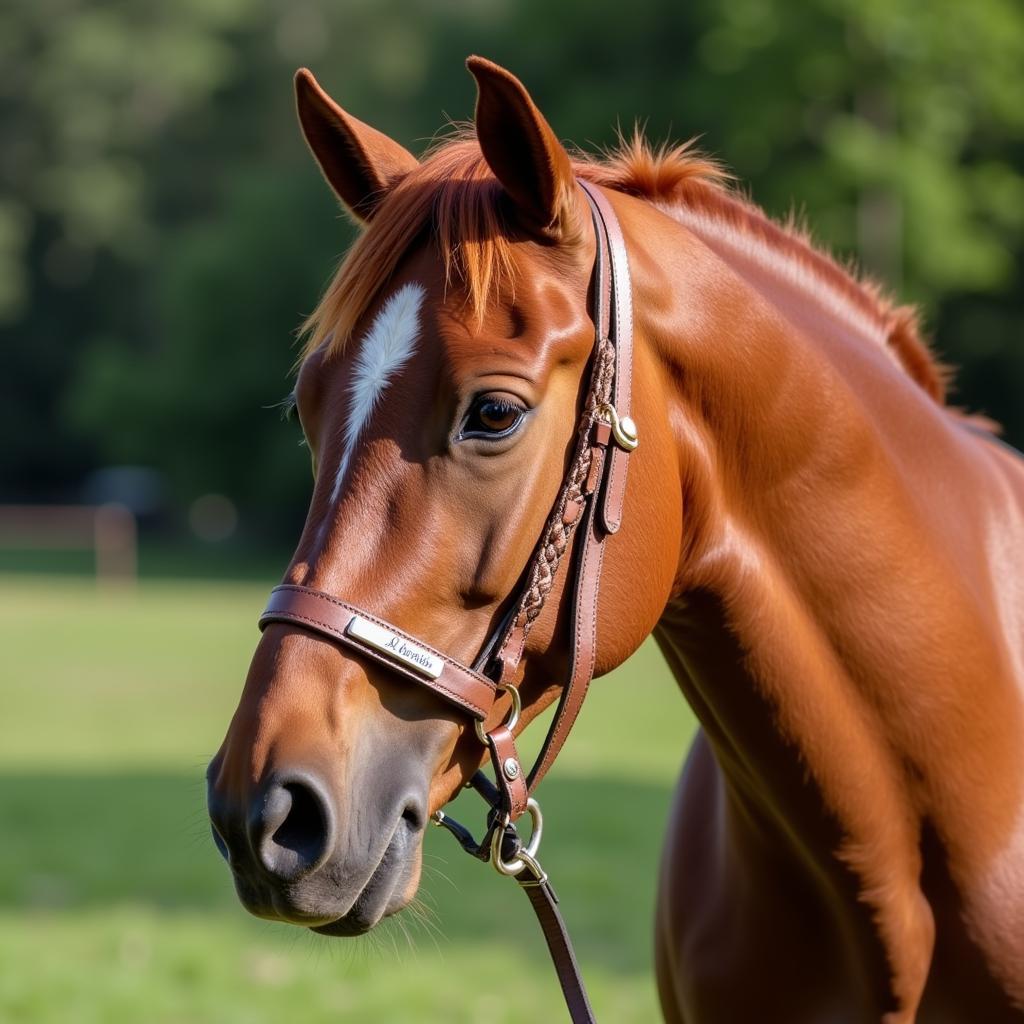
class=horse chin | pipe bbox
[309,830,420,938]
[307,885,411,937]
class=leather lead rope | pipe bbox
[258,179,635,1024]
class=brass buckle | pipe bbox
[596,402,639,452]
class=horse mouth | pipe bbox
[306,826,418,937]
[307,868,406,936]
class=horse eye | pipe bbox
[460,394,527,440]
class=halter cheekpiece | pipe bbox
[258,179,635,1024]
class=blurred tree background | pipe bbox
[3,0,1022,549]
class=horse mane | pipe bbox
[303,128,948,406]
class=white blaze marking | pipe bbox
[331,282,425,503]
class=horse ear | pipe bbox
[294,68,419,222]
[466,56,579,241]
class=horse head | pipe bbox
[206,57,680,936]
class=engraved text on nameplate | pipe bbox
[345,616,444,680]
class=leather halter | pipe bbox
[259,179,634,1023]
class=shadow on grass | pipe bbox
[2,770,676,976]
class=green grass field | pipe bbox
[1,573,695,1023]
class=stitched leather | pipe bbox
[492,182,616,686]
[522,184,623,792]
[581,182,634,536]
[486,724,528,822]
[259,585,497,720]
[527,445,607,792]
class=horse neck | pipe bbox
[630,194,1021,876]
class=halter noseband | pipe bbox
[258,179,635,1024]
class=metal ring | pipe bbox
[474,683,521,744]
[491,797,544,877]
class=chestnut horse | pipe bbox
[207,57,1024,1022]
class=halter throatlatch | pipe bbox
[258,179,635,1024]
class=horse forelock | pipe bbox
[300,134,513,361]
[300,126,949,408]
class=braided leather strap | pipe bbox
[495,337,616,680]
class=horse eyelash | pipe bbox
[277,391,298,423]
[473,395,527,416]
[271,392,307,446]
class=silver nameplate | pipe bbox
[345,616,444,680]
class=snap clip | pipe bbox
[596,402,639,452]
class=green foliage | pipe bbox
[69,169,335,533]
[2,0,1022,525]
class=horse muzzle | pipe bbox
[206,758,427,935]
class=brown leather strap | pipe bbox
[259,585,497,720]
[580,181,634,536]
[492,181,616,687]
[587,181,614,353]
[486,724,528,822]
[523,183,627,792]
[518,872,597,1024]
[527,441,608,791]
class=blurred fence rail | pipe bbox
[0,504,137,585]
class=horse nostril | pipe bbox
[252,774,336,881]
[271,784,324,853]
[400,796,426,832]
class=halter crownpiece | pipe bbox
[258,178,635,1024]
